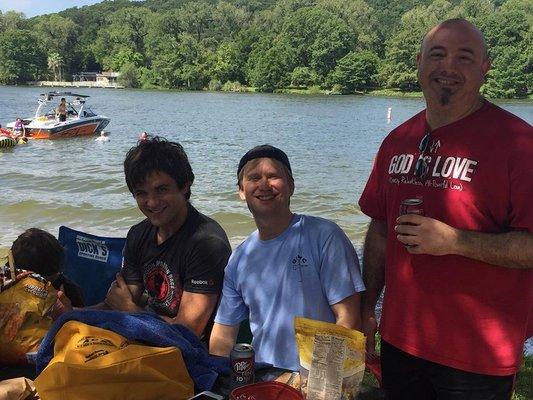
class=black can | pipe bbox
[230,343,255,388]
[399,198,424,216]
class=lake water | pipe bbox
[1,86,531,352]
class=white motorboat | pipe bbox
[6,91,110,139]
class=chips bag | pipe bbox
[0,253,57,365]
[294,317,366,400]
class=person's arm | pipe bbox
[50,275,142,319]
[209,322,240,356]
[395,214,533,269]
[331,293,361,330]
[104,274,144,311]
[361,218,387,359]
[178,234,230,336]
[161,291,220,336]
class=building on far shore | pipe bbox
[32,71,123,89]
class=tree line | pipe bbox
[0,0,530,98]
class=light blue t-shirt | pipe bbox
[214,214,365,371]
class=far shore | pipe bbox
[11,83,532,101]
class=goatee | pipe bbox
[439,88,452,106]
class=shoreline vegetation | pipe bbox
[0,0,530,99]
[16,82,533,101]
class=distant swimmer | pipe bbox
[95,130,109,142]
[139,131,148,141]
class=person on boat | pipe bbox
[209,145,365,371]
[359,18,533,399]
[56,98,67,122]
[55,137,231,342]
[95,130,109,142]
[10,228,85,314]
[12,118,26,139]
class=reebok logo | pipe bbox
[191,279,214,286]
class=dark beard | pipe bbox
[439,87,452,105]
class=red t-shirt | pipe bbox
[359,101,533,376]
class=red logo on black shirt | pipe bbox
[144,260,182,317]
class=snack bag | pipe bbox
[295,317,366,400]
[0,264,57,365]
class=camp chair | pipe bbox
[58,226,126,306]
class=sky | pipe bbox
[0,1,106,18]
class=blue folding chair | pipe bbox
[58,226,126,306]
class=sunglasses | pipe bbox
[414,132,431,179]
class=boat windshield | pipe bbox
[81,107,97,117]
[39,103,80,118]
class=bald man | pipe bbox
[359,19,533,399]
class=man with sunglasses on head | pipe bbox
[359,19,532,399]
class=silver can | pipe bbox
[230,343,255,388]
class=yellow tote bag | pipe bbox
[35,321,194,400]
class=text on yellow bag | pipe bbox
[35,321,194,400]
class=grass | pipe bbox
[368,88,423,98]
[513,355,533,400]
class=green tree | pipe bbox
[316,0,382,55]
[0,29,47,84]
[118,62,141,88]
[93,7,152,70]
[211,41,246,83]
[34,15,79,77]
[210,2,250,41]
[457,0,495,21]
[290,66,319,87]
[47,52,64,81]
[480,7,531,98]
[281,7,356,78]
[246,36,297,91]
[0,10,27,33]
[328,50,381,93]
[178,2,213,42]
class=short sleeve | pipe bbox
[319,226,365,305]
[358,142,388,220]
[214,256,249,325]
[508,126,533,231]
[121,228,143,284]
[182,235,231,294]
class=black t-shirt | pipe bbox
[121,204,231,320]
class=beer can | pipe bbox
[230,343,255,389]
[399,198,424,216]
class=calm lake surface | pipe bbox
[1,86,531,249]
[1,86,532,352]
